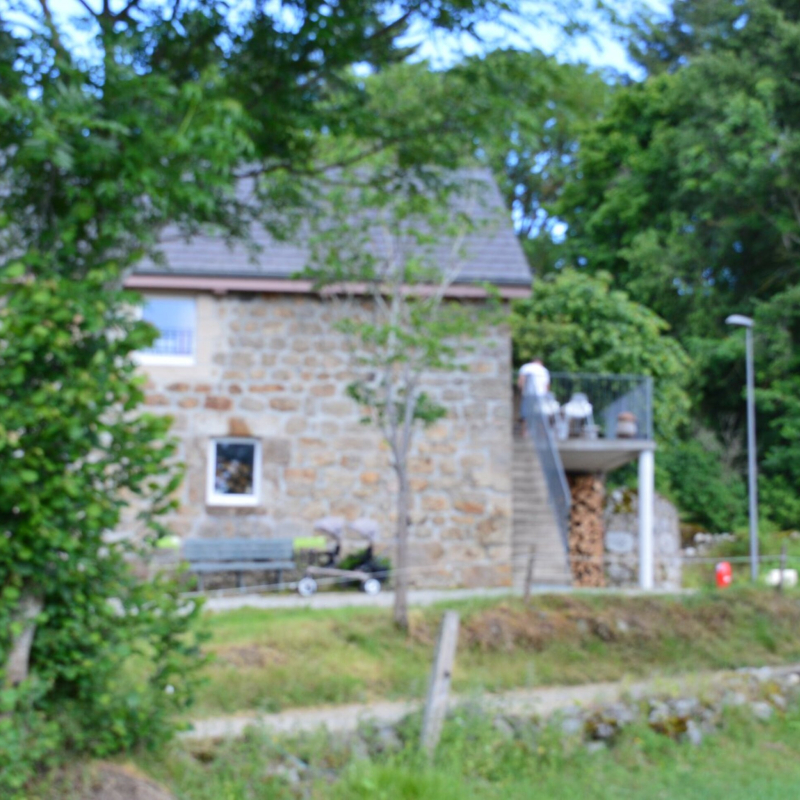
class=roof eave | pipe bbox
[124,273,531,299]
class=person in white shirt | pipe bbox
[517,358,550,396]
[517,357,552,437]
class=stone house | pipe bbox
[124,177,534,589]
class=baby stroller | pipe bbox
[296,517,388,597]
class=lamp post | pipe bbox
[725,314,759,582]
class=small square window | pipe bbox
[207,439,261,507]
[137,296,196,365]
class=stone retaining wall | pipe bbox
[604,488,682,589]
[128,292,514,589]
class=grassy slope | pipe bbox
[195,589,800,717]
[335,713,800,800]
[144,700,800,800]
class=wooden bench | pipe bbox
[182,537,296,591]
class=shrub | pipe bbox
[0,272,205,794]
[659,438,747,532]
[0,681,63,796]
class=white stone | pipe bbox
[605,531,635,554]
[751,702,773,721]
[765,569,798,587]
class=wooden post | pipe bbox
[779,544,787,594]
[420,611,460,755]
[523,546,536,605]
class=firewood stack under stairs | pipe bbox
[512,433,573,590]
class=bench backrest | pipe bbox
[183,537,294,563]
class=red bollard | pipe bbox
[715,561,733,588]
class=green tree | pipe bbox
[555,0,800,329]
[357,50,611,273]
[305,172,500,629]
[450,50,612,272]
[753,284,800,530]
[545,0,800,529]
[658,436,747,532]
[1,0,522,787]
[2,0,523,278]
[0,271,204,794]
[510,269,691,441]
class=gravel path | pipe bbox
[182,663,800,741]
[202,585,687,613]
[201,587,511,612]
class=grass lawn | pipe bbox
[141,697,800,799]
[193,588,800,717]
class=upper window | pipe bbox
[138,297,196,365]
[207,439,261,507]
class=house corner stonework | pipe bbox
[135,292,514,589]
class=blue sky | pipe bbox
[38,0,669,77]
[411,9,657,76]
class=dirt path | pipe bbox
[182,662,800,741]
[202,585,690,613]
[202,586,511,612]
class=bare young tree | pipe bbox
[306,172,499,628]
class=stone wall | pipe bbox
[604,488,682,590]
[130,291,514,588]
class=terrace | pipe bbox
[520,372,657,589]
[547,373,655,473]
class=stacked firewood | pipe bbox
[567,472,605,588]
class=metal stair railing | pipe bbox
[521,391,571,570]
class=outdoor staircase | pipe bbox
[512,434,573,590]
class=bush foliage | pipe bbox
[511,268,692,442]
[659,438,747,533]
[0,271,205,794]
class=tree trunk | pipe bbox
[5,592,43,686]
[393,467,410,630]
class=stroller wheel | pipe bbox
[297,577,318,597]
[362,578,381,596]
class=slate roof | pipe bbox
[133,170,531,287]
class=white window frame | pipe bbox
[206,438,262,507]
[134,295,197,367]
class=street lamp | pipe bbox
[725,314,759,582]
